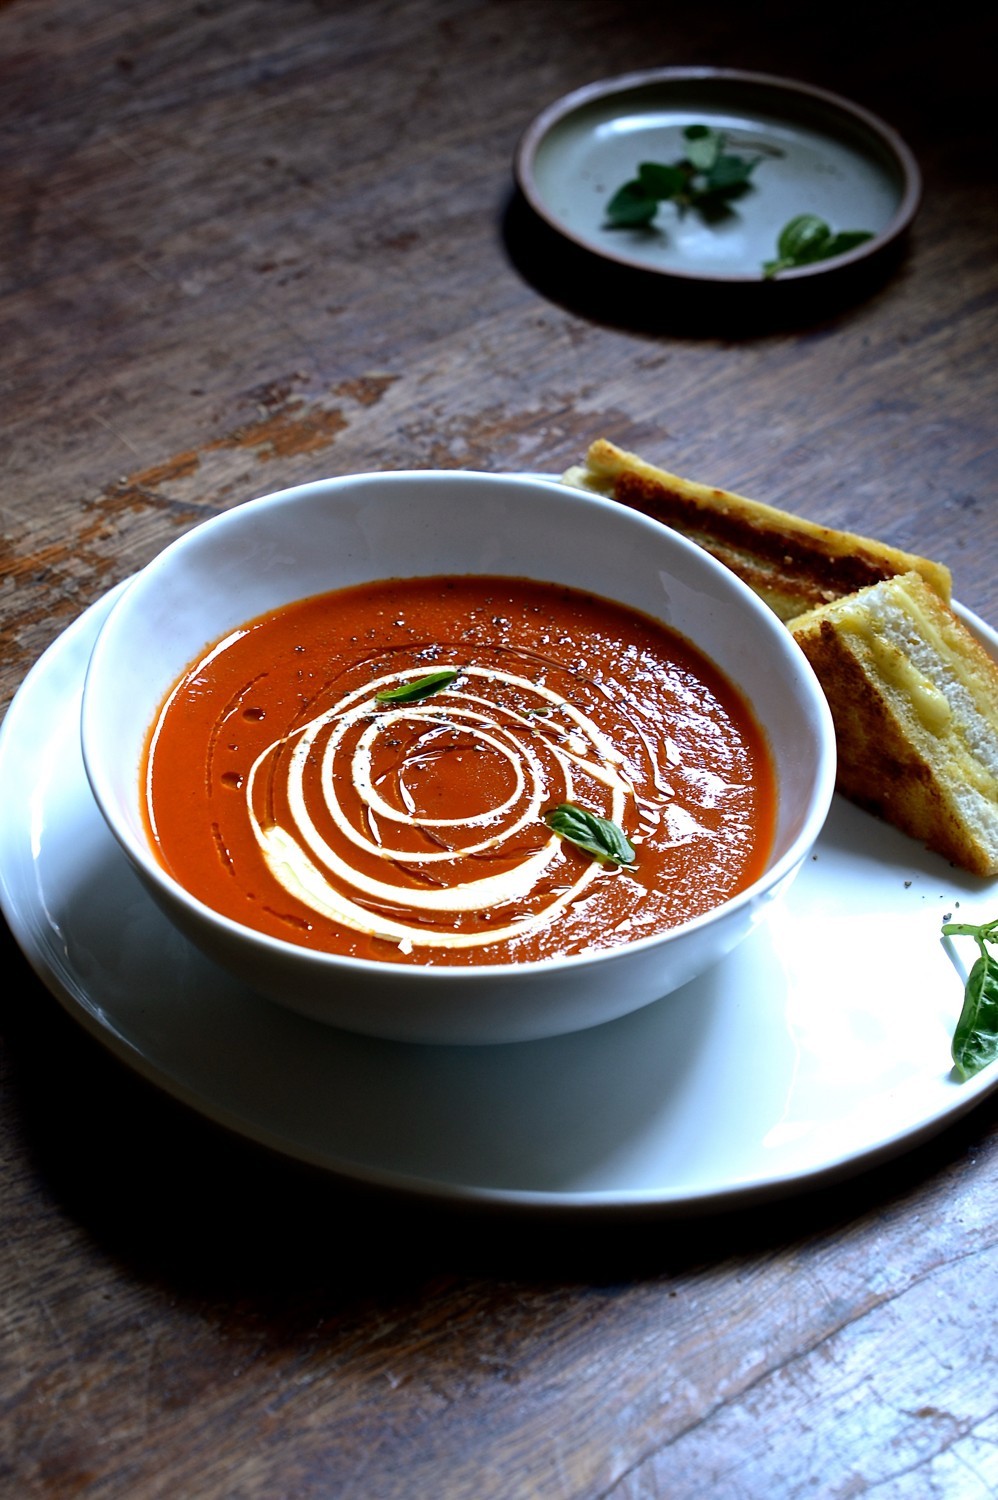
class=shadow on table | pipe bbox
[4,915,994,1310]
[500,189,911,341]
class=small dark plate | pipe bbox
[514,67,920,285]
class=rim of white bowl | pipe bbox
[81,470,837,984]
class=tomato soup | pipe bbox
[143,576,776,965]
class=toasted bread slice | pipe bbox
[563,439,952,621]
[790,573,998,877]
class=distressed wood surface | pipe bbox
[1,2,996,1496]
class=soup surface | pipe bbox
[144,575,775,965]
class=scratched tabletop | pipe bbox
[2,3,997,1496]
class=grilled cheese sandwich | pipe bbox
[563,439,995,876]
[790,573,998,877]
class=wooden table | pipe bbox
[3,3,996,1495]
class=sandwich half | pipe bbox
[790,572,998,877]
[563,438,952,621]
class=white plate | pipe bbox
[515,68,920,283]
[1,584,996,1214]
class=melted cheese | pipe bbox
[834,595,953,735]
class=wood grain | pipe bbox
[1,2,996,1496]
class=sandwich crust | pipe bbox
[564,439,952,620]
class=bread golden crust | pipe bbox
[790,574,998,877]
[563,439,952,620]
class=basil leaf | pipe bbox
[943,918,998,1080]
[763,216,874,277]
[637,161,687,200]
[778,213,832,262]
[682,124,723,172]
[704,152,759,195]
[605,179,659,227]
[375,668,458,704]
[951,954,998,1079]
[544,802,636,866]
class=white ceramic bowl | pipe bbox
[80,470,835,1044]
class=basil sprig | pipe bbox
[605,125,760,229]
[375,667,458,704]
[762,214,873,278]
[942,916,998,1080]
[544,802,636,866]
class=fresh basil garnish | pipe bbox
[375,667,459,704]
[605,125,761,230]
[544,802,636,866]
[762,214,873,278]
[942,916,998,1080]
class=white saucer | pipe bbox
[1,583,996,1214]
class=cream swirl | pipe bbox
[243,665,636,952]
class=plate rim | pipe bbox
[514,65,922,285]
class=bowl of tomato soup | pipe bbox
[81,470,835,1043]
